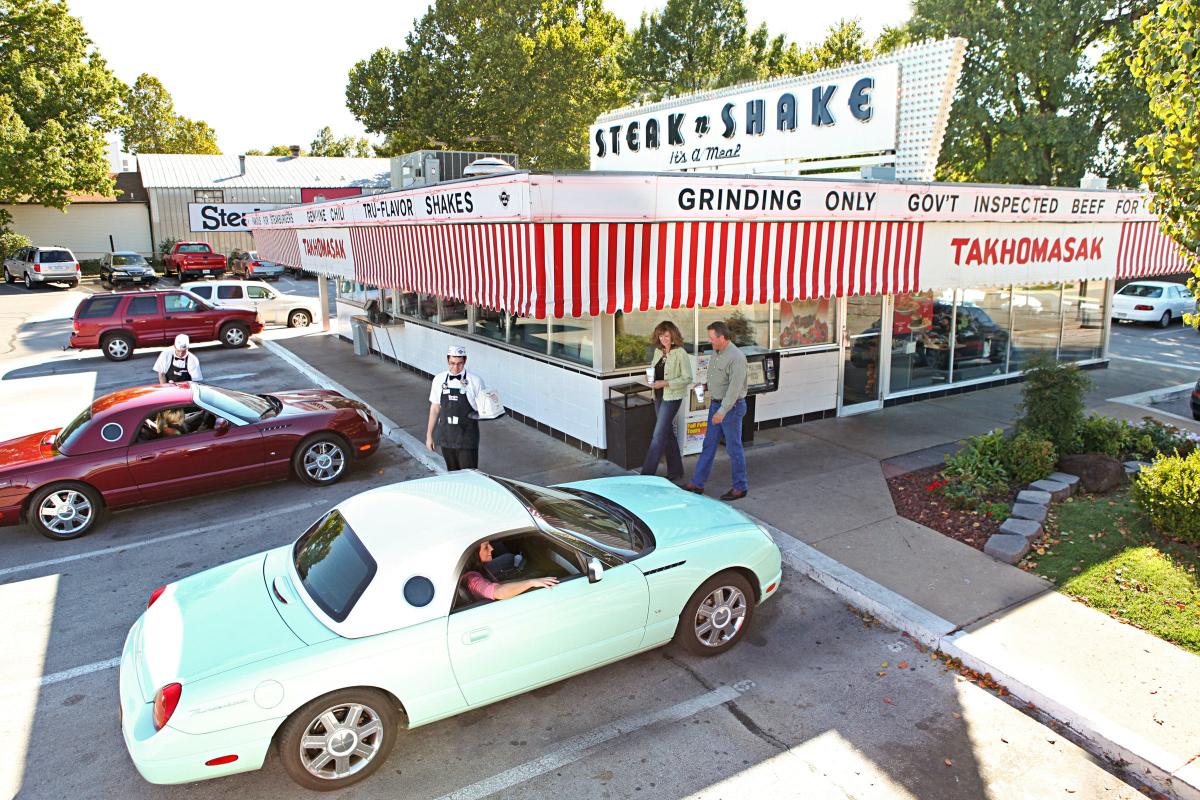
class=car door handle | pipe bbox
[462,627,491,645]
[136,453,156,462]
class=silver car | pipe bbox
[3,245,81,289]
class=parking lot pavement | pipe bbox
[1109,318,1200,370]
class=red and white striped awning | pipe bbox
[1117,221,1192,279]
[324,220,923,318]
[252,228,301,269]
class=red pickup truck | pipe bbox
[162,242,226,280]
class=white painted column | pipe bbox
[318,276,331,331]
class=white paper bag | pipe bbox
[475,388,506,420]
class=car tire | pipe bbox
[1159,311,1172,328]
[293,433,350,486]
[277,687,398,792]
[3,266,12,284]
[24,272,33,289]
[219,321,250,348]
[101,332,134,362]
[28,482,102,540]
[674,570,755,657]
[288,309,313,328]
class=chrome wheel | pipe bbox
[298,702,384,781]
[38,489,94,536]
[289,310,312,328]
[693,584,748,648]
[302,441,345,482]
[105,336,130,360]
[223,325,247,346]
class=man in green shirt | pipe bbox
[683,321,749,501]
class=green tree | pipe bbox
[907,0,1154,187]
[1129,0,1200,326]
[346,0,627,169]
[119,74,220,155]
[309,126,373,157]
[0,0,124,209]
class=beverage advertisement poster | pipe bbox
[679,353,712,456]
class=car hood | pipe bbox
[135,552,305,697]
[0,429,60,473]
[273,388,365,413]
[560,475,757,547]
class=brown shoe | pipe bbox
[681,483,704,494]
[720,489,748,501]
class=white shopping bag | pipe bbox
[475,388,506,420]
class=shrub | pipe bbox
[1077,414,1134,457]
[1127,417,1195,461]
[1016,354,1090,456]
[939,431,1009,508]
[0,230,31,260]
[1132,450,1200,542]
[614,334,651,368]
[1001,431,1058,483]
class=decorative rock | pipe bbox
[1030,478,1071,502]
[985,533,1031,564]
[1047,472,1080,494]
[1058,453,1125,493]
[1124,460,1151,477]
[999,516,1043,540]
[1016,489,1052,505]
[1010,502,1048,524]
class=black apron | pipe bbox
[166,355,191,383]
[434,372,480,449]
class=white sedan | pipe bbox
[1111,281,1197,327]
[182,279,322,328]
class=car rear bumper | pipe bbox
[69,331,98,348]
[1111,307,1162,322]
[30,271,80,283]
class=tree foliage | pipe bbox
[119,74,220,155]
[907,0,1155,187]
[1129,0,1200,326]
[0,0,124,208]
[346,0,627,169]
[309,126,373,158]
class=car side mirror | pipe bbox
[587,557,604,584]
[213,418,231,437]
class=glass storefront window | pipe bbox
[1010,284,1062,371]
[697,304,769,353]
[952,287,1012,381]
[889,290,951,392]
[551,314,595,367]
[474,306,507,343]
[511,316,550,356]
[1060,279,1106,361]
[613,309,696,368]
[395,291,437,322]
[439,297,469,330]
[774,298,836,349]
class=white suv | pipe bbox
[181,279,321,328]
[4,245,81,289]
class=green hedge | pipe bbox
[1132,450,1200,542]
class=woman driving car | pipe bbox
[461,540,558,601]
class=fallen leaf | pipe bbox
[882,697,895,705]
[877,671,886,677]
[881,661,889,668]
[952,712,962,719]
[898,661,909,670]
[944,757,953,767]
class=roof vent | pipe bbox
[289,145,301,158]
[238,154,246,175]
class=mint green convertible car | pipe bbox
[119,470,782,790]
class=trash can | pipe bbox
[605,383,657,469]
[351,316,370,356]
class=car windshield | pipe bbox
[55,405,92,453]
[247,251,259,259]
[196,384,276,422]
[293,510,377,623]
[493,476,645,557]
[113,254,147,266]
[1119,284,1163,298]
[178,244,212,253]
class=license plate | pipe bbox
[133,277,142,282]
[1114,312,1127,318]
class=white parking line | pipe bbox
[436,685,742,800]
[0,657,122,697]
[1109,353,1200,370]
[0,499,324,580]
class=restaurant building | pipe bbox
[247,41,1189,456]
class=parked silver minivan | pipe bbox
[3,245,81,289]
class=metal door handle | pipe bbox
[462,627,491,644]
[137,454,155,462]
[163,315,173,319]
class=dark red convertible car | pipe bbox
[0,383,381,540]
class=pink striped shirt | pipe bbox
[463,571,498,601]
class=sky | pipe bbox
[70,0,912,158]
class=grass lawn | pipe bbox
[1024,488,1200,656]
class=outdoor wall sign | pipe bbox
[295,227,355,279]
[188,202,284,232]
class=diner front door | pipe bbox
[839,295,884,415]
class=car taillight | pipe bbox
[147,584,167,608]
[153,683,182,731]
[33,264,41,272]
[250,261,261,267]
[74,263,80,271]
[1135,304,1153,311]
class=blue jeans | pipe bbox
[641,397,683,479]
[690,398,747,492]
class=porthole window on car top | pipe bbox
[403,576,435,607]
[100,422,123,442]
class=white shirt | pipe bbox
[428,370,485,412]
[153,349,203,381]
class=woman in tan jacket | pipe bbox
[641,321,693,480]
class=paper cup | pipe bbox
[693,385,705,403]
[645,367,655,384]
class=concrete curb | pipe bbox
[253,335,446,476]
[753,513,1197,800]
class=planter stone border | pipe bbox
[985,471,1081,565]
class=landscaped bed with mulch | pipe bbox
[887,464,1017,552]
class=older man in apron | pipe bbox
[425,345,487,471]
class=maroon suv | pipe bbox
[70,289,263,361]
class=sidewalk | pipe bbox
[262,330,1200,800]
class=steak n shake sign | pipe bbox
[590,64,899,172]
[295,227,354,279]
